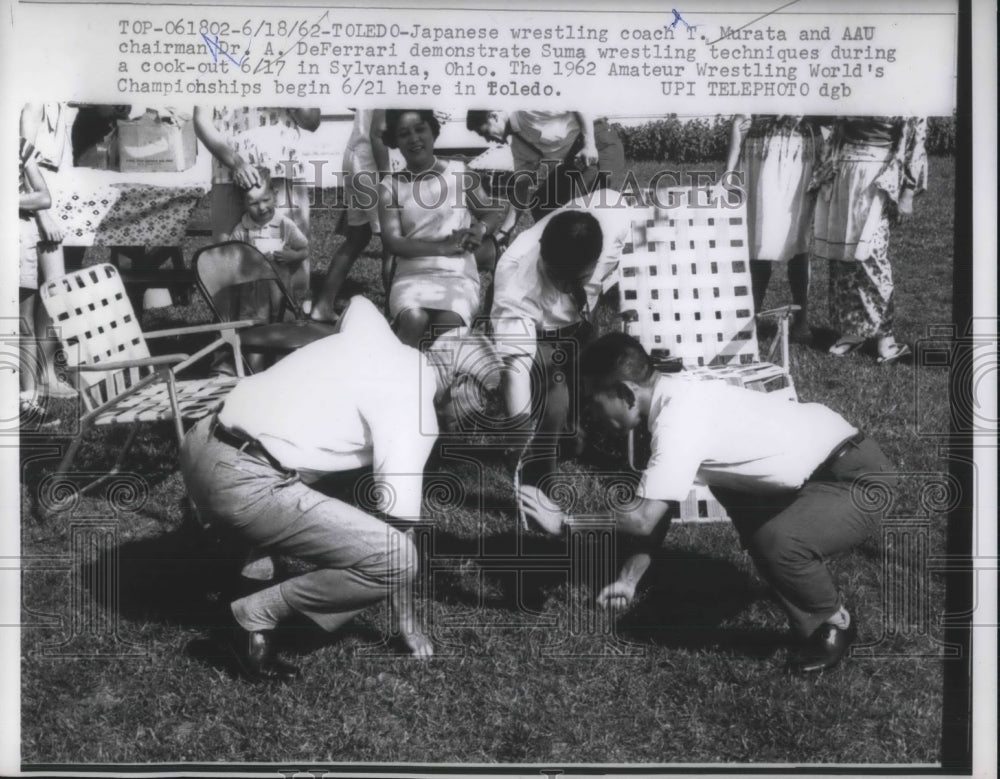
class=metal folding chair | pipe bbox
[617,186,799,521]
[40,263,256,499]
[193,241,336,371]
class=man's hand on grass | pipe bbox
[518,484,570,535]
[596,579,636,612]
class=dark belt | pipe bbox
[210,416,289,473]
[812,431,866,478]
[538,320,591,341]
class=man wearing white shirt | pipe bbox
[180,296,500,682]
[491,191,633,498]
[523,333,896,673]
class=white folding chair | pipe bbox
[40,264,257,499]
[617,187,799,521]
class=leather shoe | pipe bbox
[228,626,301,684]
[789,620,858,674]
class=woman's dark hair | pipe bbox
[382,110,441,149]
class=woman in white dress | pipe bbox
[379,109,506,347]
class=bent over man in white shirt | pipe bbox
[522,332,897,674]
[490,191,634,502]
[180,296,500,682]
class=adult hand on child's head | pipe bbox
[518,484,569,535]
[233,160,262,190]
[596,579,636,612]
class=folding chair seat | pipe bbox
[193,241,337,373]
[39,264,256,501]
[617,186,799,521]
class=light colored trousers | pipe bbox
[180,416,417,632]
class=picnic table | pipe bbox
[51,160,212,306]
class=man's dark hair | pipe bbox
[382,110,441,149]
[538,210,604,284]
[581,333,656,392]
[465,110,491,132]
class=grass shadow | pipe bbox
[78,518,251,630]
[613,551,784,659]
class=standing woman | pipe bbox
[379,109,506,347]
[726,114,820,342]
[812,116,927,364]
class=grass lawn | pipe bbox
[20,157,957,766]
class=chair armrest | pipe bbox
[73,354,190,372]
[756,305,801,321]
[145,320,264,339]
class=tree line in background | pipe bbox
[611,115,957,162]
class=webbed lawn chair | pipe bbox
[39,264,256,498]
[617,186,799,521]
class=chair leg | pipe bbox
[161,369,185,447]
[76,425,143,499]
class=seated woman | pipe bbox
[379,109,507,347]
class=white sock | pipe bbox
[825,605,851,630]
[231,585,294,632]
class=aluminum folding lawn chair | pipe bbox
[39,263,257,500]
[616,186,799,521]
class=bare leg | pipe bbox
[19,292,38,396]
[311,224,372,322]
[382,253,395,298]
[36,247,70,394]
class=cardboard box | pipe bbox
[117,110,197,172]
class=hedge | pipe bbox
[613,115,957,162]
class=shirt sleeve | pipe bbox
[638,389,706,502]
[368,395,436,521]
[228,221,249,242]
[583,206,633,311]
[491,244,540,360]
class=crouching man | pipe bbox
[522,333,896,673]
[181,296,500,682]
[491,195,633,502]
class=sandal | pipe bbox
[877,342,912,365]
[19,396,60,430]
[828,337,865,357]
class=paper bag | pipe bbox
[118,109,197,172]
